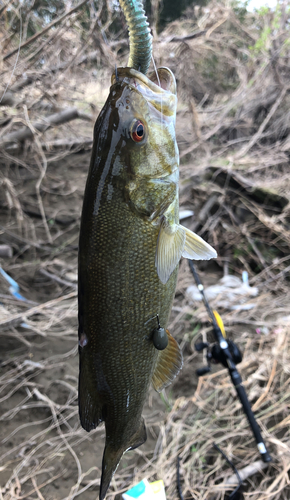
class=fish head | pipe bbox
[110,67,179,179]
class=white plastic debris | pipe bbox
[122,479,166,500]
[186,273,259,311]
[179,209,194,220]
[64,271,77,282]
[23,360,45,369]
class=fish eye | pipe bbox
[130,120,145,143]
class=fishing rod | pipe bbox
[188,260,272,464]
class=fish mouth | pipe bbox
[112,67,176,93]
[111,67,177,118]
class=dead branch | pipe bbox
[77,50,100,65]
[5,51,99,96]
[0,0,13,17]
[40,138,93,150]
[235,86,289,159]
[0,92,15,106]
[0,107,93,146]
[9,62,74,93]
[160,30,206,43]
[3,0,89,61]
[0,245,13,258]
[222,460,269,486]
[39,269,77,290]
[0,291,76,329]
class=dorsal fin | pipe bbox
[152,329,183,392]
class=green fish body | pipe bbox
[78,67,216,500]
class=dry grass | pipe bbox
[1,294,290,500]
[1,1,290,499]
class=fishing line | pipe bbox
[213,443,243,499]
[151,54,161,87]
[1,6,22,104]
[177,446,243,500]
[151,54,163,133]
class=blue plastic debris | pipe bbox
[122,479,166,500]
[0,266,28,302]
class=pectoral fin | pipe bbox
[152,329,183,392]
[155,222,185,284]
[155,222,217,284]
[182,226,217,260]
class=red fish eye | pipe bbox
[131,120,145,142]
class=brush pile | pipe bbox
[1,1,290,499]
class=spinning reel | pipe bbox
[195,310,243,376]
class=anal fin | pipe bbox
[152,329,183,392]
[129,418,147,450]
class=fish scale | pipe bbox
[79,166,177,431]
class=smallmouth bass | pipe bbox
[78,66,217,500]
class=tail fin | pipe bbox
[99,445,124,500]
[99,420,147,500]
